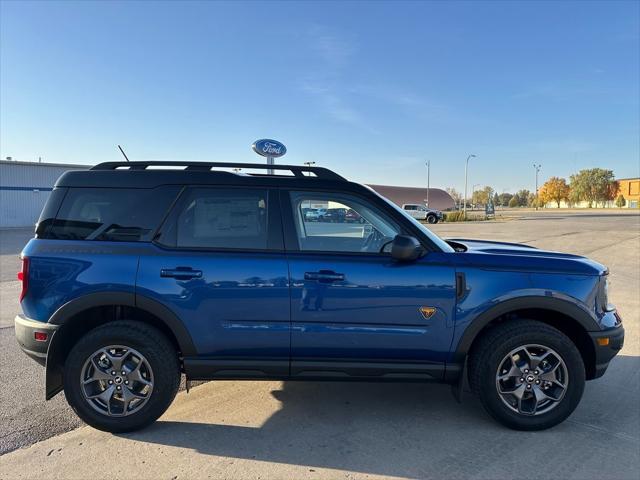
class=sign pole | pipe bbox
[267,156,274,175]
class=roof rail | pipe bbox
[91,161,345,181]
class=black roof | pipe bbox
[55,161,369,192]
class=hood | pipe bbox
[446,238,607,276]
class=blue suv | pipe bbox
[15,161,624,432]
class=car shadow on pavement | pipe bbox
[117,354,640,479]
[117,381,523,478]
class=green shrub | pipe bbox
[615,194,626,208]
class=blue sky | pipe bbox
[1,1,638,193]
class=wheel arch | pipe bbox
[45,292,195,400]
[450,296,599,382]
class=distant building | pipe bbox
[0,160,456,227]
[617,178,640,208]
[0,160,90,227]
[367,184,456,211]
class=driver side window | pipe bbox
[290,191,400,253]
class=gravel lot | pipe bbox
[1,211,638,479]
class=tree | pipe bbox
[567,186,581,208]
[445,187,463,209]
[484,186,494,204]
[539,177,570,208]
[493,192,499,206]
[607,181,620,207]
[498,192,513,207]
[472,186,494,206]
[616,194,626,208]
[514,189,531,207]
[508,197,519,208]
[569,168,618,208]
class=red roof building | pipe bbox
[367,184,456,211]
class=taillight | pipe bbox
[17,257,29,302]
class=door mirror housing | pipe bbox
[391,235,425,262]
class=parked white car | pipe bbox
[402,204,444,224]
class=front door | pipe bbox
[284,190,456,380]
[137,187,290,377]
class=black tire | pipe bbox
[468,319,585,431]
[63,320,181,433]
[426,214,437,224]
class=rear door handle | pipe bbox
[160,267,203,280]
[304,271,345,282]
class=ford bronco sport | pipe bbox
[15,161,624,432]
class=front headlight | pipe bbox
[598,276,614,312]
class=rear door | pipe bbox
[136,186,290,377]
[283,190,456,380]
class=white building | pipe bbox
[0,160,90,228]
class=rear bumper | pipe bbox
[14,315,58,366]
[589,320,624,379]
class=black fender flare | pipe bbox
[45,291,196,399]
[450,295,599,367]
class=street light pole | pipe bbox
[463,154,477,218]
[425,160,430,207]
[533,163,542,210]
[304,161,316,176]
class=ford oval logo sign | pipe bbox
[252,139,287,158]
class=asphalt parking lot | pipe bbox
[1,211,638,479]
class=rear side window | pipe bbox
[43,187,180,242]
[158,188,269,250]
[35,187,67,238]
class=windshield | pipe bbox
[368,188,455,253]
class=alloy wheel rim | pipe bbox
[80,345,154,417]
[495,344,568,416]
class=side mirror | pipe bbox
[391,235,425,262]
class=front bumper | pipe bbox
[589,315,624,379]
[15,315,58,366]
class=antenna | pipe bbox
[117,145,130,162]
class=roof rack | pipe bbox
[91,161,345,181]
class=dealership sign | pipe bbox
[252,139,287,158]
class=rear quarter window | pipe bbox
[157,187,270,250]
[43,186,181,242]
[35,187,68,238]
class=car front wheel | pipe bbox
[426,214,438,224]
[469,319,585,430]
[63,320,181,433]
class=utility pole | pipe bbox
[425,160,430,207]
[533,164,542,210]
[463,154,477,218]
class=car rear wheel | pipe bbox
[468,319,585,430]
[63,320,180,433]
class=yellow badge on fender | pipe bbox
[419,307,436,320]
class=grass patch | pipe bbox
[444,211,489,222]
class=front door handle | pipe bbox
[304,270,345,283]
[160,267,203,280]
